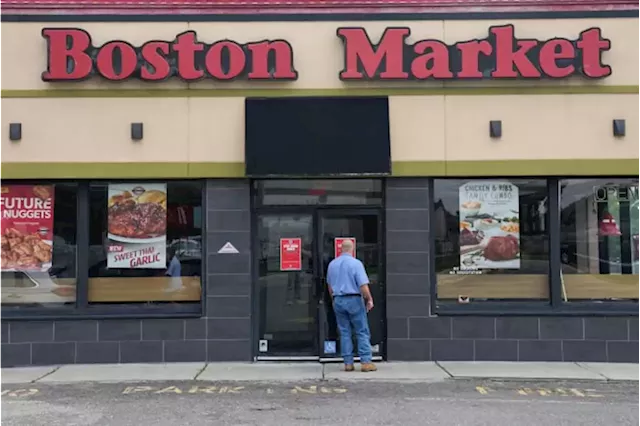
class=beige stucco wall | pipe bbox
[3,93,636,165]
[1,18,638,176]
[390,94,639,163]
[1,97,244,163]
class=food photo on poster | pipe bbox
[107,183,167,269]
[458,181,521,270]
[1,185,54,271]
[0,184,77,305]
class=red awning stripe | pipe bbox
[2,0,637,9]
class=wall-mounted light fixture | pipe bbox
[9,123,22,141]
[612,119,626,137]
[489,120,502,139]
[131,123,144,141]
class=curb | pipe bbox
[3,376,638,386]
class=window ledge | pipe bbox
[435,302,639,317]
[1,304,203,321]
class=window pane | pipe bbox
[1,183,77,307]
[434,179,549,301]
[88,181,202,304]
[560,178,639,301]
[255,179,382,206]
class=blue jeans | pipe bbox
[332,296,372,364]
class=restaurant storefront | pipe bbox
[1,1,638,366]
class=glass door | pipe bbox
[254,209,385,359]
[318,211,385,360]
[255,213,318,357]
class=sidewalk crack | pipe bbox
[193,363,208,380]
[33,366,60,383]
[575,362,609,381]
[434,361,453,378]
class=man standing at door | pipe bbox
[326,239,377,372]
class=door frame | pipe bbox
[252,209,318,360]
[316,209,386,361]
[251,205,386,360]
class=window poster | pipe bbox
[334,237,356,259]
[0,185,55,272]
[280,238,302,271]
[107,183,167,269]
[458,181,520,270]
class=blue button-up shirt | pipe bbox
[326,253,369,296]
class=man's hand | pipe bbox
[360,284,374,312]
[366,299,374,312]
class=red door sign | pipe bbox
[280,238,302,271]
[334,237,356,259]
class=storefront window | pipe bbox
[1,183,77,307]
[88,181,202,304]
[434,179,549,302]
[560,178,639,301]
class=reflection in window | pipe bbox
[434,179,549,301]
[88,181,202,304]
[1,183,77,307]
[560,179,639,301]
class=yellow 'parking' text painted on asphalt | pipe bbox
[217,386,245,394]
[188,386,219,394]
[290,386,347,395]
[475,386,492,395]
[122,386,154,394]
[121,385,245,395]
[155,386,183,394]
[515,388,604,398]
[1,389,39,398]
[120,384,349,396]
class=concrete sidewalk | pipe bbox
[1,362,637,385]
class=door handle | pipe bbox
[312,278,320,299]
[316,278,326,304]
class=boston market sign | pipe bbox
[41,25,611,82]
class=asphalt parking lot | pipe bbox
[2,378,638,426]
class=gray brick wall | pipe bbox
[385,179,432,360]
[206,179,252,361]
[1,179,253,367]
[384,308,638,363]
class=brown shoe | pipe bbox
[344,364,355,372]
[361,363,377,372]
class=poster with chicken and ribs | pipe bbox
[107,184,167,269]
[1,185,55,272]
[458,181,521,270]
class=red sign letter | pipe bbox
[338,27,409,80]
[205,41,246,80]
[539,39,576,78]
[172,31,204,81]
[411,40,453,79]
[491,25,540,78]
[95,41,138,81]
[456,40,492,78]
[577,28,611,78]
[140,41,171,81]
[247,40,298,80]
[41,28,93,81]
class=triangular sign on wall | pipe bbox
[217,242,239,254]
